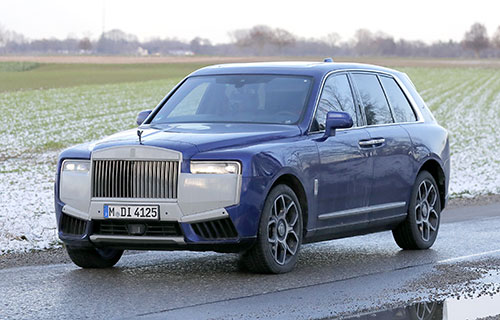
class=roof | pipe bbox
[189,61,401,79]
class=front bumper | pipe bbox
[55,145,269,252]
[56,200,256,253]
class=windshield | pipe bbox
[150,74,313,125]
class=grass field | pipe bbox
[0,61,209,92]
[0,59,499,253]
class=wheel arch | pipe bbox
[418,159,447,209]
[270,174,309,237]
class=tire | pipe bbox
[66,245,123,268]
[393,170,441,250]
[241,184,303,274]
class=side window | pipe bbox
[314,74,357,130]
[351,73,393,125]
[379,76,417,123]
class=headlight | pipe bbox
[62,160,90,172]
[190,161,241,175]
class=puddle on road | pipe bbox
[341,293,500,320]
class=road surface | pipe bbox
[1,202,499,319]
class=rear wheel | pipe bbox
[393,171,441,250]
[66,245,123,268]
[241,184,303,274]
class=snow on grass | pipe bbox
[0,152,59,253]
[402,67,500,197]
[0,68,499,254]
[0,79,175,254]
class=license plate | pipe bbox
[103,205,159,220]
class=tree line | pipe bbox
[1,22,500,58]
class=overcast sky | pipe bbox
[1,0,499,43]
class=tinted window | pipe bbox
[352,73,393,125]
[380,76,416,123]
[150,75,312,125]
[314,74,357,130]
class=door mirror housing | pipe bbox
[322,111,353,139]
[136,110,152,126]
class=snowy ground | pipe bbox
[0,68,499,254]
[406,67,500,197]
[0,80,174,254]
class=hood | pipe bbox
[91,123,302,157]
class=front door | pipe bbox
[314,129,373,227]
[310,73,373,230]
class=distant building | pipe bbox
[136,47,148,56]
[168,50,194,56]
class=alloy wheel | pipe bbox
[415,301,436,320]
[267,194,300,265]
[415,180,439,242]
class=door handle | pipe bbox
[358,138,385,147]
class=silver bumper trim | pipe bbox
[62,205,91,221]
[180,208,229,223]
[90,235,185,244]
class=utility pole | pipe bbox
[102,0,106,36]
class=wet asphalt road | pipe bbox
[1,203,500,320]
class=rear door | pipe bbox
[350,72,413,222]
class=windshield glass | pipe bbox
[150,74,313,125]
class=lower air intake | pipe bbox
[191,218,238,240]
[60,214,87,235]
[93,220,182,237]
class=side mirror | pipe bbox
[136,110,152,126]
[322,111,353,139]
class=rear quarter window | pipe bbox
[380,76,417,123]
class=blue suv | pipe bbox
[55,61,450,273]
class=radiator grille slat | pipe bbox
[92,160,178,198]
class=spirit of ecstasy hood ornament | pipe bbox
[137,129,144,145]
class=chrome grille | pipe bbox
[92,160,179,199]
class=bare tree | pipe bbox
[492,26,500,49]
[322,32,341,48]
[272,28,296,52]
[96,29,139,54]
[78,37,92,52]
[0,24,25,47]
[230,25,277,55]
[228,29,250,47]
[354,29,374,55]
[462,23,489,58]
[373,32,396,56]
[190,37,211,54]
[0,24,4,47]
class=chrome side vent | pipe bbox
[92,160,179,199]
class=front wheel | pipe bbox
[241,184,303,274]
[66,245,123,268]
[393,171,441,250]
